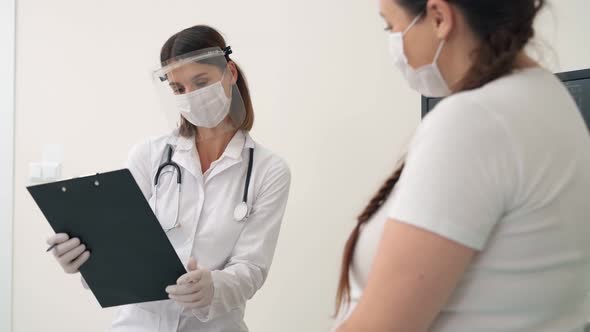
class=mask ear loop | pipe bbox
[403,13,424,35]
[433,39,446,65]
[403,12,446,66]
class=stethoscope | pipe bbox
[153,144,254,232]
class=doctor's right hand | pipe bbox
[46,233,91,274]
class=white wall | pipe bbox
[0,0,15,330]
[533,1,590,73]
[12,1,590,332]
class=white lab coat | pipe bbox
[107,130,291,332]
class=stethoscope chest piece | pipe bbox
[234,201,249,222]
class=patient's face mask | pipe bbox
[388,14,451,97]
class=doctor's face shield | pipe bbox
[153,47,247,141]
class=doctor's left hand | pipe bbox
[166,257,214,309]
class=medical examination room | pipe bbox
[2,0,590,331]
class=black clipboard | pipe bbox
[27,169,187,308]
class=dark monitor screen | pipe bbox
[421,68,590,130]
[560,73,590,127]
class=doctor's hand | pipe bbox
[47,233,91,274]
[166,257,214,309]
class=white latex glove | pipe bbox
[166,257,214,309]
[46,233,90,274]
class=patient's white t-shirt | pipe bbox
[337,68,590,332]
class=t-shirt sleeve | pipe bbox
[388,95,517,250]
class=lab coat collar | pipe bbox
[172,133,195,152]
[170,130,255,155]
[167,137,200,181]
[222,130,256,160]
[202,131,255,183]
[244,131,256,149]
[167,130,255,181]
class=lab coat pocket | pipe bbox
[109,304,161,332]
[149,169,180,231]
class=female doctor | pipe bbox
[46,25,291,332]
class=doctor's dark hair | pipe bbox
[160,25,254,137]
[335,0,545,314]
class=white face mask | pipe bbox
[388,14,451,97]
[174,70,231,128]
